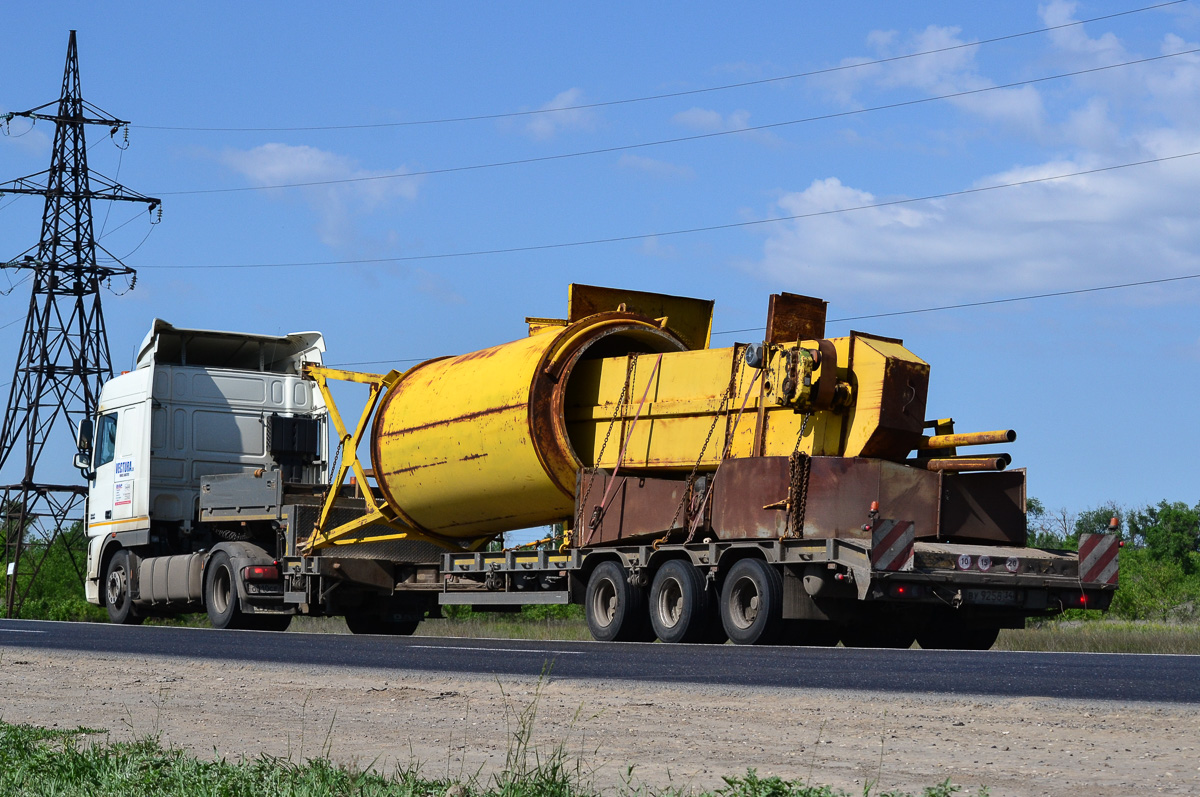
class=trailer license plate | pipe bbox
[965,588,1019,606]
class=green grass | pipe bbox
[996,619,1200,654]
[0,720,986,797]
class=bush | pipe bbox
[0,529,106,621]
[1108,547,1200,622]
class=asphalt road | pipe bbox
[2,618,1197,704]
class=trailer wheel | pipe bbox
[205,551,250,630]
[719,558,784,645]
[585,561,653,642]
[649,560,711,643]
[104,551,144,626]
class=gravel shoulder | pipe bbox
[1,642,1197,796]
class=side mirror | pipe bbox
[76,418,94,451]
[73,451,94,480]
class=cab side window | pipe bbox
[95,413,118,467]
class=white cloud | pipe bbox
[618,154,693,179]
[0,108,52,156]
[639,236,678,259]
[524,88,596,140]
[814,24,1045,133]
[751,9,1200,304]
[753,145,1200,302]
[673,107,751,132]
[219,143,420,248]
[1040,1,1126,60]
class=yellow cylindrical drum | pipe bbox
[369,312,685,541]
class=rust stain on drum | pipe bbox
[378,403,525,437]
[386,460,448,476]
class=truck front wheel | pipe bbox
[719,558,784,645]
[585,561,654,642]
[104,551,144,625]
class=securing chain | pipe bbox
[575,353,637,533]
[656,361,738,548]
[784,412,814,539]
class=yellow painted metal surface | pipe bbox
[369,310,689,540]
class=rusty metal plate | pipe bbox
[711,456,942,542]
[803,457,940,541]
[710,457,790,540]
[567,284,714,351]
[765,293,827,344]
[575,468,691,546]
[940,469,1027,545]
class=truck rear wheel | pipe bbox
[719,558,784,645]
[205,551,250,630]
[104,550,144,625]
[649,559,711,643]
[585,561,654,642]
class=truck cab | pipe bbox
[79,321,327,614]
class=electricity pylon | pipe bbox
[0,30,160,617]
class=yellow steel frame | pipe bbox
[301,365,487,555]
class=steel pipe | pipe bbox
[910,455,1010,472]
[917,429,1016,450]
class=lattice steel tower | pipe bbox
[0,31,159,616]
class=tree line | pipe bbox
[1028,497,1200,621]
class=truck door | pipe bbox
[89,411,119,525]
[111,404,144,521]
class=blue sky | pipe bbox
[2,1,1199,526]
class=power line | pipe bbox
[140,148,1200,270]
[154,48,1200,197]
[326,270,1200,369]
[134,1,1187,133]
[712,272,1200,335]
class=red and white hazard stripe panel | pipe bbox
[1079,533,1120,585]
[871,519,914,572]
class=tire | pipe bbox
[104,550,144,625]
[649,560,711,644]
[585,561,654,642]
[345,613,420,636]
[719,558,785,645]
[205,551,249,630]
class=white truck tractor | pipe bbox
[77,321,328,629]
